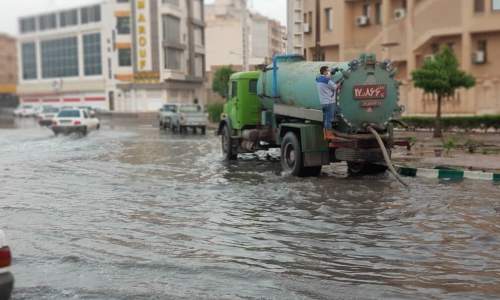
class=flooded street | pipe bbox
[1,116,500,300]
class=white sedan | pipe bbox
[0,230,14,300]
[51,109,100,136]
[13,104,37,117]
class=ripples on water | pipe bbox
[1,118,499,299]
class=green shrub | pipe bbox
[443,136,457,155]
[206,103,224,123]
[402,115,500,131]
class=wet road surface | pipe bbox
[1,116,500,299]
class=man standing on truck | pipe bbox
[316,66,339,140]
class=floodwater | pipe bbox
[1,115,499,300]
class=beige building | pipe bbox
[205,0,286,70]
[0,33,17,107]
[17,0,205,112]
[295,0,500,116]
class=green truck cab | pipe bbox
[218,54,407,177]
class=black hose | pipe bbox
[367,126,409,188]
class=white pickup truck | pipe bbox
[0,230,13,300]
[159,104,208,135]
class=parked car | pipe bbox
[13,104,36,117]
[169,104,208,135]
[37,106,60,126]
[0,230,14,300]
[78,106,96,117]
[51,109,100,136]
[158,104,178,130]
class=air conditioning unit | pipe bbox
[473,50,486,64]
[356,15,369,27]
[424,54,435,61]
[394,8,406,20]
[303,23,311,33]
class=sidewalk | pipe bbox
[393,131,500,172]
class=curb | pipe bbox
[397,166,500,182]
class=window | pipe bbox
[21,42,37,80]
[324,8,333,32]
[39,13,57,31]
[60,9,78,27]
[474,0,485,12]
[194,54,204,77]
[118,48,132,66]
[41,37,79,78]
[194,26,204,46]
[363,3,371,17]
[81,5,101,24]
[116,16,131,34]
[83,33,102,76]
[249,79,257,94]
[20,17,36,33]
[163,0,179,6]
[164,48,183,70]
[163,15,181,44]
[375,2,382,24]
[493,0,500,11]
[231,81,238,98]
[478,40,488,62]
[431,43,439,54]
[58,110,81,118]
[83,110,89,118]
[193,0,203,20]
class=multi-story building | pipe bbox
[287,0,304,55]
[0,33,17,107]
[205,0,286,70]
[295,0,500,116]
[17,0,206,112]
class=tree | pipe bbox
[411,46,475,138]
[212,66,236,99]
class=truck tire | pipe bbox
[192,126,197,134]
[347,162,387,176]
[281,132,309,177]
[180,126,187,134]
[200,126,206,135]
[222,125,237,160]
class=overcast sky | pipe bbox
[0,0,286,36]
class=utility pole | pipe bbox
[241,0,250,71]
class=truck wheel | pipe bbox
[180,126,187,134]
[159,121,163,130]
[281,132,308,177]
[222,125,237,160]
[201,126,206,135]
[192,126,197,134]
[347,162,387,176]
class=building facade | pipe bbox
[296,0,500,116]
[287,0,304,55]
[0,34,18,107]
[205,0,286,70]
[17,0,205,112]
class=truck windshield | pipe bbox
[180,105,202,113]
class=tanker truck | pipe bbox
[217,53,409,177]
